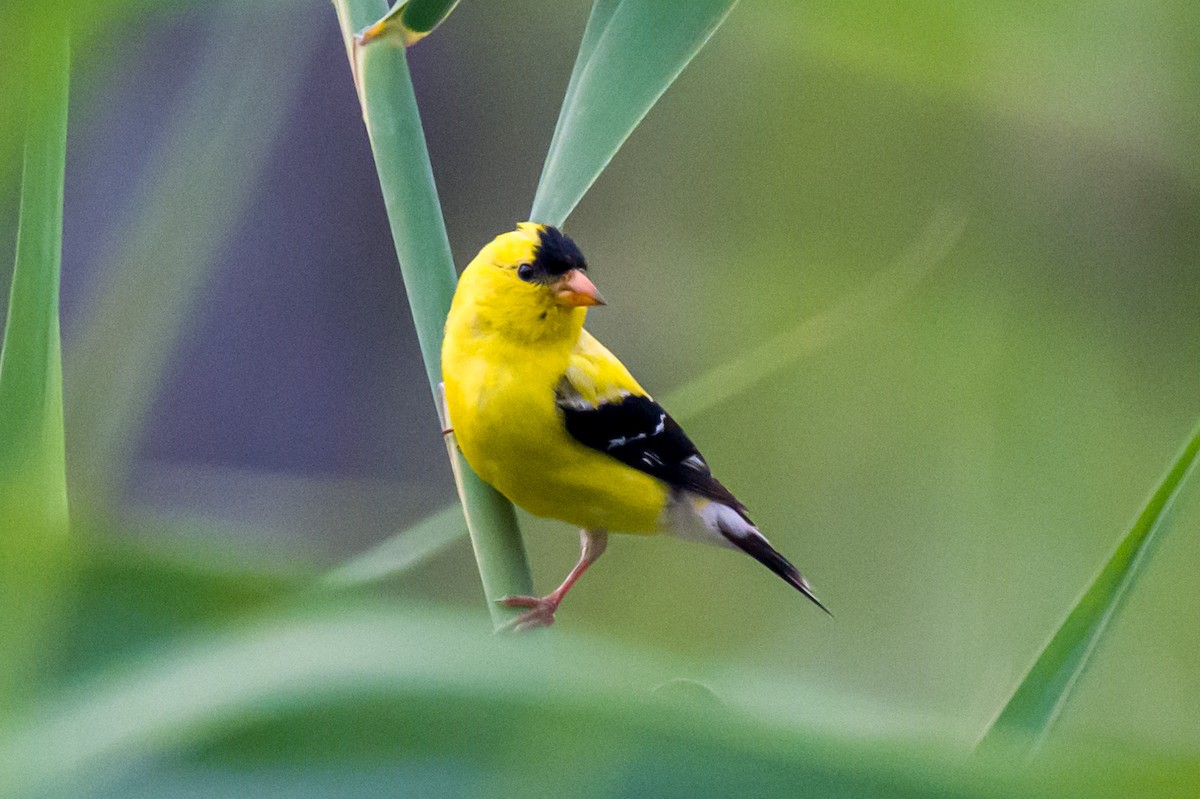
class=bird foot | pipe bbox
[497,594,561,632]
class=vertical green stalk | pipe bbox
[332,0,532,626]
[0,23,71,709]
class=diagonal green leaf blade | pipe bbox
[321,504,464,588]
[64,4,319,515]
[530,0,738,227]
[534,0,619,201]
[663,207,965,419]
[0,22,71,711]
[978,417,1200,757]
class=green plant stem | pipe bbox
[0,23,71,710]
[0,48,69,463]
[332,0,532,627]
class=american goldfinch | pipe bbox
[442,223,827,629]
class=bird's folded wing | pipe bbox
[556,331,745,512]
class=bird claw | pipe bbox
[496,594,559,632]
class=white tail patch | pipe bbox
[661,490,828,613]
[660,492,754,548]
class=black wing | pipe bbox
[556,379,746,513]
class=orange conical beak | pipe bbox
[555,269,605,307]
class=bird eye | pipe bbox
[516,263,535,282]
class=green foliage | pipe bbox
[531,0,738,227]
[5,601,1198,799]
[63,5,316,514]
[322,504,465,588]
[0,0,1196,796]
[980,418,1200,758]
[0,20,71,714]
[51,535,306,684]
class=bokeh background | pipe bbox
[2,0,1198,790]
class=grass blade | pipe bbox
[0,23,71,710]
[64,5,319,515]
[664,207,965,419]
[978,417,1200,758]
[333,0,533,626]
[534,0,619,198]
[530,0,738,227]
[321,504,463,588]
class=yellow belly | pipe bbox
[444,355,667,534]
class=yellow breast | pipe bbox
[442,271,667,534]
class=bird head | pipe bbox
[454,223,604,343]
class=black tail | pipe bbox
[720,527,831,616]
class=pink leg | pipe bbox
[499,529,608,632]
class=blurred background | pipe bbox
[2,0,1198,780]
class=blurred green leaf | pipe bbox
[664,206,965,419]
[979,417,1200,758]
[0,21,71,712]
[333,0,532,626]
[322,503,463,589]
[53,534,307,684]
[3,603,1197,799]
[64,3,320,515]
[531,0,739,226]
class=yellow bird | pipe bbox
[442,223,827,629]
